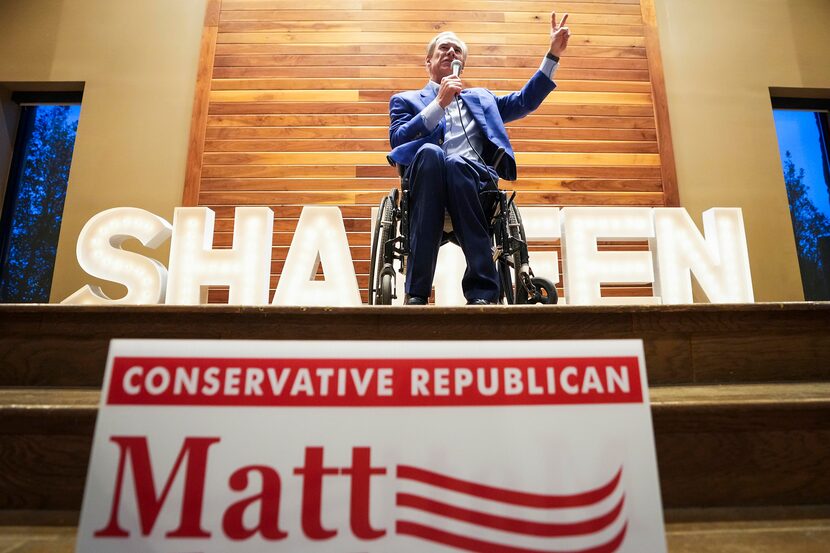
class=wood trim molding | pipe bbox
[640,0,680,207]
[182,0,222,207]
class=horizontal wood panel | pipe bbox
[200,177,662,192]
[206,126,659,141]
[203,138,659,154]
[207,278,653,294]
[220,10,645,26]
[214,54,650,69]
[222,1,642,14]
[214,43,648,58]
[213,67,652,82]
[198,206,370,219]
[207,102,655,116]
[360,90,654,104]
[196,274,652,290]
[202,151,661,165]
[202,164,357,178]
[204,286,657,305]
[217,32,646,48]
[203,164,663,179]
[218,21,645,37]
[198,190,664,207]
[188,0,673,304]
[211,77,653,94]
[209,90,360,102]
[355,164,663,178]
[213,90,653,104]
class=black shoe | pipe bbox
[406,295,428,305]
[466,298,495,305]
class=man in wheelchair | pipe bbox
[386,12,570,305]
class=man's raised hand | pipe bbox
[550,12,570,58]
[437,75,463,108]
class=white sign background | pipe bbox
[77,339,667,553]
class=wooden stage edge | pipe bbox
[5,300,827,318]
[6,301,826,312]
[2,301,829,387]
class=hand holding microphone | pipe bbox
[437,60,463,108]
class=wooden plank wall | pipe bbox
[186,0,677,303]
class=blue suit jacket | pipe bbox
[387,70,556,181]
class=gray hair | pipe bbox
[425,31,468,61]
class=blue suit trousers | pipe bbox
[405,143,500,302]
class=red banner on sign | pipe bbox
[107,356,643,407]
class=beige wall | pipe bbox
[0,0,827,302]
[0,0,207,302]
[655,0,830,301]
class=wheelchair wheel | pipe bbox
[529,277,558,305]
[498,256,514,305]
[369,193,395,305]
[506,202,528,304]
[380,273,393,305]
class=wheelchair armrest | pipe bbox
[387,155,407,178]
[491,147,505,174]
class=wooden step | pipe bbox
[1,510,829,552]
[2,303,829,388]
[652,383,830,508]
[665,506,830,553]
[2,382,828,515]
[0,526,75,553]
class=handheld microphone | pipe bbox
[448,59,498,190]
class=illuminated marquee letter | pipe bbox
[561,207,659,305]
[432,245,467,306]
[517,207,563,303]
[166,207,273,305]
[272,206,361,306]
[62,208,172,305]
[653,208,754,303]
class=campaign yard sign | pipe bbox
[77,339,667,553]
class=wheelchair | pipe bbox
[369,148,558,305]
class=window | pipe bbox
[0,92,82,302]
[771,98,830,300]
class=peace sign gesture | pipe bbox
[550,12,571,58]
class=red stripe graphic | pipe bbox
[396,493,625,537]
[397,466,622,508]
[396,520,628,553]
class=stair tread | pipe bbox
[2,381,830,411]
[0,388,99,410]
[1,518,829,553]
[665,517,830,552]
[650,382,830,406]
